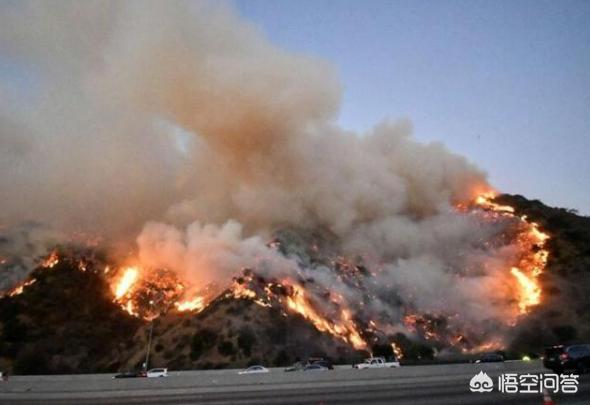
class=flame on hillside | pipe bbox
[285,283,367,350]
[114,266,139,300]
[41,250,60,268]
[174,296,205,312]
[473,192,549,315]
[8,279,36,297]
[2,192,551,355]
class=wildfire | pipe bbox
[8,279,37,297]
[228,274,275,308]
[510,267,541,313]
[461,340,504,354]
[224,274,368,350]
[109,266,189,319]
[1,189,552,357]
[474,192,515,214]
[473,192,549,314]
[286,284,367,350]
[231,282,257,300]
[114,266,139,300]
[391,342,404,360]
[41,250,59,268]
[174,296,205,312]
[2,251,61,298]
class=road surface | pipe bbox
[1,360,588,404]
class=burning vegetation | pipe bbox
[2,192,552,361]
[472,192,548,316]
[1,192,589,375]
[0,2,585,375]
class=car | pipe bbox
[353,357,400,369]
[311,360,334,370]
[238,365,269,375]
[113,371,143,379]
[475,353,504,363]
[303,364,328,371]
[146,368,168,378]
[544,344,590,373]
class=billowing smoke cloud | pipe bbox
[137,220,299,291]
[1,1,525,346]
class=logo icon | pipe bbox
[470,371,494,393]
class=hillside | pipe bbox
[0,194,588,374]
[0,258,141,374]
[497,194,590,352]
[0,257,364,374]
[125,296,363,371]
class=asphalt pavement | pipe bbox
[1,360,588,404]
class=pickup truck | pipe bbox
[353,357,400,369]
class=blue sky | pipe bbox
[235,0,590,213]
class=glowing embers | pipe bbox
[4,250,60,297]
[226,271,368,350]
[174,295,205,312]
[41,250,60,268]
[510,267,541,313]
[285,283,367,350]
[7,279,37,297]
[110,266,185,320]
[391,342,404,360]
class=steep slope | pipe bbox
[0,194,588,373]
[497,194,590,352]
[0,258,142,374]
[125,296,364,371]
[0,256,365,374]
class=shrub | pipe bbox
[273,350,290,366]
[237,327,256,356]
[190,329,217,360]
[217,340,236,357]
[13,347,50,375]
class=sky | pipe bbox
[0,0,588,215]
[234,0,590,214]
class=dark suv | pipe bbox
[544,344,590,373]
[311,360,334,370]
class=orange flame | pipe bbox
[8,279,37,297]
[174,296,205,312]
[114,266,139,300]
[510,267,541,313]
[473,193,549,315]
[286,284,367,350]
[41,250,59,268]
[391,342,404,360]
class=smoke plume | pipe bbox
[1,1,528,346]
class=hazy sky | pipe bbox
[235,0,590,214]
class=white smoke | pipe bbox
[1,1,525,345]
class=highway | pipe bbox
[1,361,589,404]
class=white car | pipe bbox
[354,357,400,369]
[146,368,168,377]
[238,365,269,375]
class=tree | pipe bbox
[237,327,256,356]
